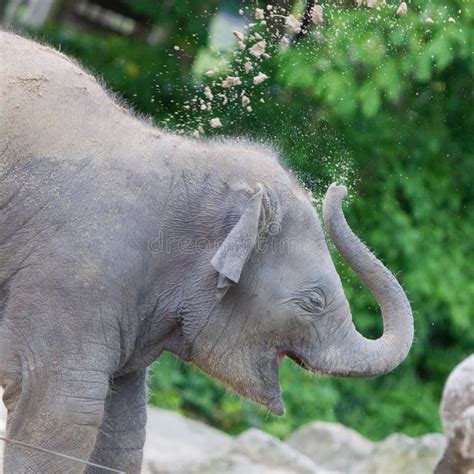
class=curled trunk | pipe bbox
[322,184,414,376]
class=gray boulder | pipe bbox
[0,393,5,473]
[436,406,474,473]
[193,428,332,474]
[435,354,474,473]
[142,408,232,474]
[287,421,445,474]
[364,432,446,474]
[440,354,474,438]
[0,388,447,474]
[287,421,374,472]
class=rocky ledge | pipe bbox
[0,391,445,473]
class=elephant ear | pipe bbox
[211,184,264,300]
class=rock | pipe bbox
[194,428,331,474]
[255,8,265,21]
[221,76,241,88]
[311,5,324,26]
[143,407,232,474]
[440,354,474,438]
[209,117,223,129]
[0,391,5,473]
[436,354,474,473]
[288,421,445,474]
[364,433,446,474]
[454,406,474,465]
[286,14,301,34]
[396,2,408,16]
[287,421,374,472]
[0,386,448,474]
[436,406,474,473]
[253,72,268,85]
[249,40,266,58]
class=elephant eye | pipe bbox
[297,290,325,314]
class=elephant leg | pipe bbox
[3,363,111,474]
[87,370,147,474]
[2,278,122,473]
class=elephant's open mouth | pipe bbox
[278,350,311,371]
[265,350,313,416]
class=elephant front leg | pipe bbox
[2,280,123,473]
[87,370,147,474]
[3,365,111,473]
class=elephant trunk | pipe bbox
[322,184,414,377]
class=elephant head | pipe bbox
[164,176,414,415]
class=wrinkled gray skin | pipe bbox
[0,32,414,473]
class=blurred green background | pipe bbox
[3,0,472,441]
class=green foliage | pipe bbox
[30,0,473,441]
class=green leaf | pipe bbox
[359,83,381,117]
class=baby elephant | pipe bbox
[0,32,413,473]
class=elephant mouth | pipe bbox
[266,349,314,416]
[229,350,316,417]
[277,349,312,371]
